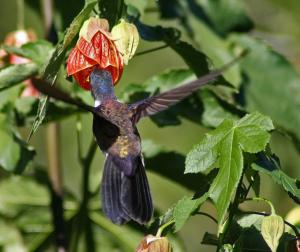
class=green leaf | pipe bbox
[0,85,22,111]
[89,212,142,251]
[200,89,239,128]
[136,20,238,92]
[173,193,208,232]
[195,0,253,36]
[125,0,148,15]
[191,20,242,88]
[252,153,300,201]
[231,35,300,142]
[169,40,209,78]
[185,120,232,174]
[0,63,38,91]
[135,21,224,80]
[28,1,97,140]
[142,140,216,191]
[236,214,263,229]
[3,40,54,72]
[27,95,49,141]
[0,219,26,251]
[185,112,274,227]
[261,214,285,252]
[0,176,49,217]
[0,113,35,173]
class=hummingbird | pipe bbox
[89,55,242,225]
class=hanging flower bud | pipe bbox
[261,214,284,252]
[135,235,172,252]
[1,29,39,97]
[67,17,123,90]
[111,19,139,65]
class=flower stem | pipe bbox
[16,0,24,30]
[156,220,175,237]
[195,211,218,224]
[244,197,276,215]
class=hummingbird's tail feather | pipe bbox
[101,155,130,224]
[120,155,153,224]
[101,154,153,225]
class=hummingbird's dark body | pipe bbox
[89,56,241,225]
[91,71,152,224]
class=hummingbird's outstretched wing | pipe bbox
[129,54,245,124]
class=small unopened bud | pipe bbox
[261,214,284,252]
[135,235,172,252]
[111,19,139,65]
[79,17,110,42]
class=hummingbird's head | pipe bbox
[90,69,116,103]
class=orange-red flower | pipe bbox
[66,17,123,90]
[1,29,39,97]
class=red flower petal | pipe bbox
[77,32,120,69]
[73,67,94,90]
[67,47,97,76]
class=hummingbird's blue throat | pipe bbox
[90,69,116,102]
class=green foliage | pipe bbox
[197,0,253,36]
[0,113,35,173]
[232,35,300,142]
[253,153,300,201]
[125,0,147,15]
[3,40,54,72]
[173,193,208,232]
[185,112,274,227]
[0,63,38,91]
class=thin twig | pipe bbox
[195,211,218,224]
[156,220,175,237]
[243,197,276,215]
[32,78,94,113]
[134,45,169,57]
[244,171,259,198]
